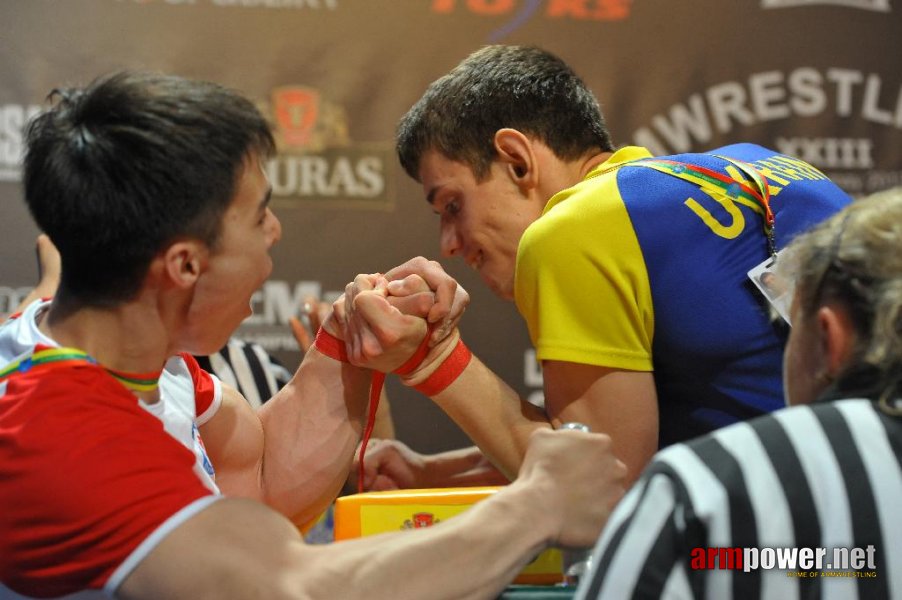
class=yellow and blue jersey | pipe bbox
[515,144,851,446]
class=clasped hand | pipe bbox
[325,257,469,373]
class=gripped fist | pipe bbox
[384,256,469,346]
[517,428,627,550]
[351,438,427,492]
[329,274,429,373]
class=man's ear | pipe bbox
[161,240,207,290]
[494,128,537,190]
[816,303,857,379]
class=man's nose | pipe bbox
[267,209,282,246]
[439,221,460,258]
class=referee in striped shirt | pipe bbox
[195,336,291,409]
[578,187,902,600]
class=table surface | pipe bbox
[499,585,577,599]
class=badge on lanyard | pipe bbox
[627,154,789,322]
[747,249,794,325]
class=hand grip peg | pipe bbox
[557,421,593,586]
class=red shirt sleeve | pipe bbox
[179,352,220,423]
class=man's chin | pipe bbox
[484,275,515,302]
[204,309,252,355]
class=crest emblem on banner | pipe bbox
[259,84,391,209]
[273,87,319,147]
[269,86,349,152]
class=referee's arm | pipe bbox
[576,462,700,600]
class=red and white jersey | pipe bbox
[0,299,223,493]
[0,300,224,598]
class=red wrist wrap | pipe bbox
[357,331,431,494]
[393,333,432,375]
[312,328,349,363]
[413,339,471,396]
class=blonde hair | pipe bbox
[782,187,902,405]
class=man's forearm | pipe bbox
[121,485,555,600]
[257,347,372,525]
[121,428,624,599]
[302,480,554,599]
[543,362,659,485]
[419,445,509,487]
[424,354,551,480]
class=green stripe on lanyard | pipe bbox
[105,367,162,392]
[628,156,777,258]
[0,347,94,381]
[1,346,163,393]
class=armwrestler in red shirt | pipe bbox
[0,71,625,600]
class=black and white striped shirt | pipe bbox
[194,337,291,408]
[577,398,902,600]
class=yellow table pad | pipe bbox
[334,487,563,585]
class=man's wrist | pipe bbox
[487,478,557,548]
[399,330,460,385]
[399,330,471,396]
[312,327,349,362]
[413,339,471,396]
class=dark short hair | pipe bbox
[396,45,614,182]
[23,71,275,307]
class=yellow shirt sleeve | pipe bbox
[514,166,655,371]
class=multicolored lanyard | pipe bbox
[627,155,777,258]
[0,345,161,393]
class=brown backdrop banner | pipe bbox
[2,0,899,452]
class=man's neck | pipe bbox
[538,150,613,208]
[576,150,614,180]
[38,298,172,380]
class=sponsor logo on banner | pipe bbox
[0,104,42,183]
[234,279,342,353]
[430,0,632,27]
[631,67,902,195]
[114,0,339,8]
[260,86,393,209]
[762,0,890,11]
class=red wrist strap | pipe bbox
[313,328,449,492]
[393,333,432,375]
[310,327,381,492]
[358,331,431,493]
[413,339,471,396]
[358,371,384,493]
[312,328,349,363]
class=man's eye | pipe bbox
[446,200,460,215]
